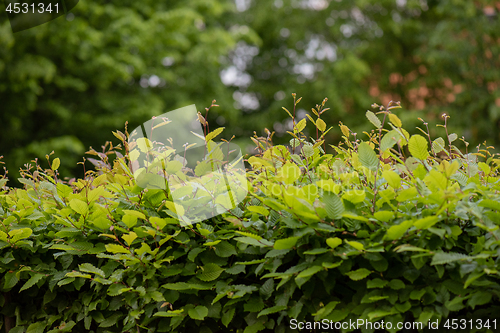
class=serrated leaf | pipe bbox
[296,266,323,279]
[367,278,387,288]
[316,118,326,132]
[66,271,92,279]
[9,228,32,243]
[205,127,224,142]
[323,193,344,219]
[408,135,429,160]
[277,162,301,184]
[468,291,491,309]
[79,263,105,278]
[26,322,46,333]
[340,124,350,137]
[99,313,123,327]
[20,273,45,292]
[385,220,413,240]
[105,244,129,254]
[432,137,446,153]
[153,309,184,317]
[388,114,402,127]
[214,241,237,257]
[188,305,208,320]
[69,199,88,216]
[295,118,306,132]
[380,130,404,152]
[257,305,287,317]
[414,216,441,229]
[197,263,224,281]
[431,252,473,265]
[358,142,378,170]
[382,170,401,189]
[346,240,364,251]
[247,206,269,216]
[222,308,235,327]
[235,236,273,248]
[274,236,300,250]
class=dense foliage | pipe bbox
[1,99,500,332]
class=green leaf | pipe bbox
[188,306,208,320]
[296,266,323,279]
[27,322,47,333]
[373,211,394,222]
[162,282,212,291]
[295,118,306,133]
[432,137,446,153]
[382,170,401,189]
[385,220,413,240]
[259,279,275,299]
[367,278,387,289]
[396,187,418,202]
[9,228,33,243]
[234,236,273,248]
[51,157,61,171]
[431,252,473,265]
[214,241,237,257]
[197,263,224,281]
[380,130,404,152]
[365,110,382,128]
[247,206,269,216]
[414,216,441,229]
[388,279,405,290]
[153,309,184,317]
[3,271,19,289]
[358,142,379,170]
[323,193,344,219]
[468,291,491,309]
[316,118,326,132]
[257,305,287,318]
[122,210,146,220]
[99,313,123,327]
[205,127,224,142]
[79,263,105,278]
[342,190,366,204]
[105,244,129,254]
[274,236,300,250]
[122,232,138,246]
[346,268,371,281]
[222,308,235,327]
[69,198,88,215]
[388,113,402,127]
[20,273,45,292]
[313,301,339,320]
[277,162,301,184]
[326,237,342,249]
[345,240,364,251]
[408,135,429,160]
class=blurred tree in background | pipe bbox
[226,0,500,150]
[1,0,499,181]
[0,0,258,180]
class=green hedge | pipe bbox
[1,100,500,333]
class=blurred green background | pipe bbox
[1,0,499,182]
